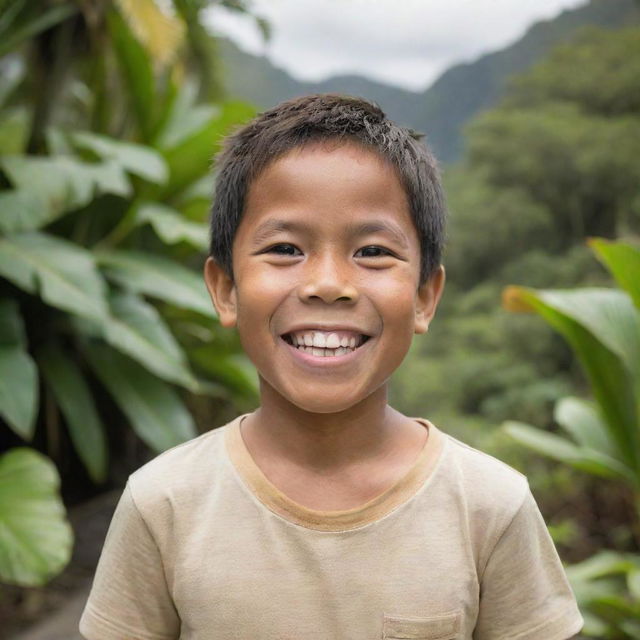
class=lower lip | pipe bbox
[280,337,372,367]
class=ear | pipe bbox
[204,257,238,328]
[414,265,445,335]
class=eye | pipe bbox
[265,243,302,256]
[355,246,394,258]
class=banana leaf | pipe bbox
[503,285,639,472]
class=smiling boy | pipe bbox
[80,95,583,639]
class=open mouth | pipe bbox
[281,333,371,357]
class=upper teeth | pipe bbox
[288,331,364,349]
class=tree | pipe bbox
[0,0,259,586]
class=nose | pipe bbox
[297,252,359,304]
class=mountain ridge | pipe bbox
[218,0,639,163]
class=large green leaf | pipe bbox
[155,80,219,149]
[0,189,50,234]
[554,396,616,456]
[70,131,168,185]
[107,8,155,142]
[189,345,259,398]
[566,551,638,583]
[134,202,208,250]
[0,448,73,586]
[85,344,196,453]
[503,286,639,471]
[0,297,26,344]
[0,233,109,322]
[504,421,637,484]
[38,345,107,484]
[537,288,640,382]
[76,292,198,392]
[0,346,38,439]
[162,100,256,198]
[1,155,131,223]
[97,249,215,318]
[590,238,640,311]
[172,174,213,224]
[0,299,37,439]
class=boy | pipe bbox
[80,94,583,639]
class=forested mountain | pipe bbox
[218,0,639,163]
[393,22,640,454]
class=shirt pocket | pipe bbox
[382,610,462,639]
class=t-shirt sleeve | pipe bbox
[473,488,583,640]
[79,482,180,640]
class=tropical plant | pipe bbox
[502,238,640,637]
[0,0,259,586]
[502,239,640,508]
[566,551,640,638]
[0,447,73,587]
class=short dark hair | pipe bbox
[209,94,446,286]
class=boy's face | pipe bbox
[205,141,445,415]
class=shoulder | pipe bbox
[444,432,528,501]
[126,414,241,520]
[427,427,536,573]
[434,428,531,535]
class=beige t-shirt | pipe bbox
[80,414,583,640]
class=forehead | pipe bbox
[244,141,413,226]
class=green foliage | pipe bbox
[594,240,640,310]
[0,232,110,321]
[97,250,214,318]
[567,551,640,638]
[397,24,640,448]
[0,448,73,586]
[85,344,197,453]
[0,298,37,439]
[0,0,259,587]
[506,27,640,116]
[466,104,640,245]
[107,7,158,142]
[464,26,640,248]
[503,240,640,492]
[0,0,78,59]
[38,344,107,483]
[503,239,640,637]
[134,202,208,250]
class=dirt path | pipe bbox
[12,585,90,640]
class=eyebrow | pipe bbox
[250,218,410,250]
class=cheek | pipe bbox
[376,276,419,324]
[234,270,293,334]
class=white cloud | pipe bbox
[204,0,586,91]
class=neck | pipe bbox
[243,378,413,472]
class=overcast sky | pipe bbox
[204,0,586,92]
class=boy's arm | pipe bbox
[474,489,583,640]
[79,482,180,640]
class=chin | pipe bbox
[289,395,359,414]
[259,374,384,415]
[280,385,370,415]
